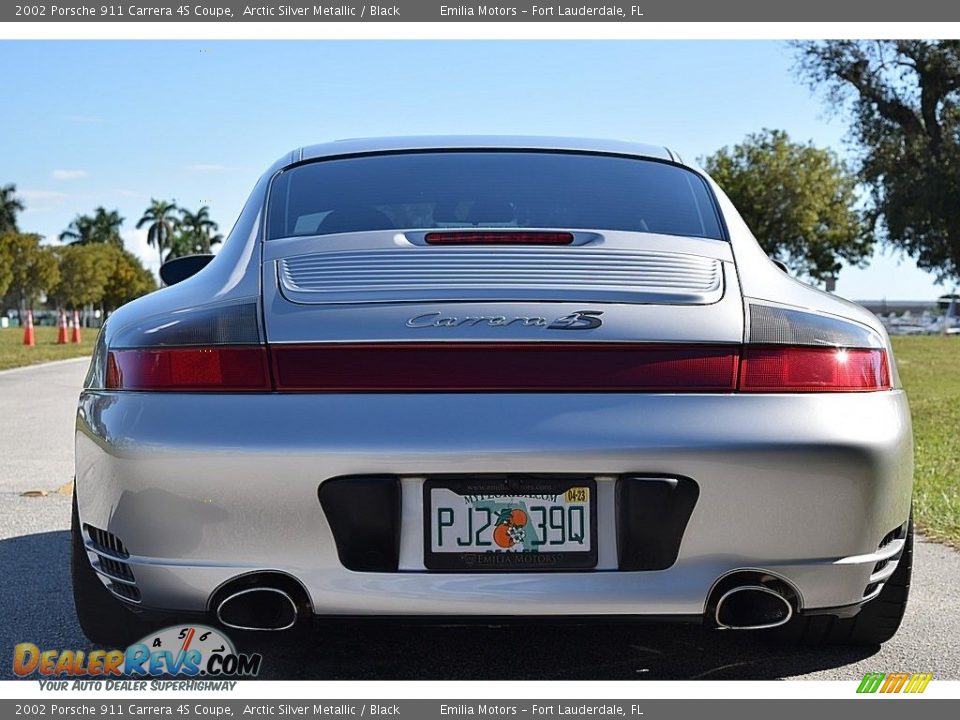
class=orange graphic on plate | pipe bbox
[493,508,528,548]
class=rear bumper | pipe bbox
[75,390,913,617]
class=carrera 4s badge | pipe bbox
[405,310,604,330]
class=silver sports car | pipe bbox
[73,137,913,647]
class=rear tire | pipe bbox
[71,490,153,647]
[784,518,913,646]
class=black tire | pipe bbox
[71,491,153,646]
[783,518,913,646]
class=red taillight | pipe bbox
[103,343,892,394]
[424,231,575,245]
[106,347,272,391]
[739,346,890,392]
[271,343,740,392]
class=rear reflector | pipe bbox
[106,347,271,391]
[748,303,884,348]
[110,301,262,348]
[271,343,740,392]
[739,346,890,392]
[424,231,575,245]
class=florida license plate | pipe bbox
[423,477,597,571]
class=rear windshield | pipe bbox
[266,151,724,240]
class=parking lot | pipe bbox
[3,357,959,680]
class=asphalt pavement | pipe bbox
[2,357,959,681]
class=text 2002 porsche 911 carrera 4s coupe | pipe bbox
[73,137,913,647]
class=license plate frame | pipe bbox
[423,475,598,572]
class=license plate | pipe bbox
[423,477,597,571]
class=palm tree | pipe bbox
[91,207,124,246]
[61,207,124,246]
[0,183,25,234]
[136,199,179,266]
[178,206,221,254]
[59,214,95,245]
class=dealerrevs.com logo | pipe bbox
[857,672,933,694]
[13,625,262,685]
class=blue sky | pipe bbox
[0,40,951,300]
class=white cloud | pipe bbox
[51,169,88,180]
[19,189,72,202]
[185,164,233,172]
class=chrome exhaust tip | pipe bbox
[216,587,298,631]
[714,585,793,630]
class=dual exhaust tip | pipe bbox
[713,584,794,631]
[214,577,794,633]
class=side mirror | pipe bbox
[771,258,789,274]
[160,254,214,286]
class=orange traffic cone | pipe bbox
[71,310,82,344]
[57,309,68,344]
[22,309,35,346]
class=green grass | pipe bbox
[892,336,960,545]
[0,326,95,371]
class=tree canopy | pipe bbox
[136,201,223,262]
[60,207,125,247]
[0,232,61,311]
[794,40,960,283]
[173,205,222,258]
[136,199,180,266]
[0,234,13,299]
[53,244,113,310]
[703,129,871,281]
[100,245,157,311]
[0,193,172,315]
[51,243,156,311]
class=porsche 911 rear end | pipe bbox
[74,138,913,647]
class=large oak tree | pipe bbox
[795,40,960,284]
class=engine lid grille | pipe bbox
[277,247,724,305]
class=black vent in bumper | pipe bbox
[318,476,401,572]
[97,554,135,582]
[863,521,909,599]
[615,476,699,571]
[84,524,141,603]
[85,524,130,558]
[108,581,142,603]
